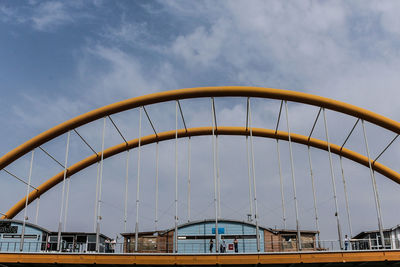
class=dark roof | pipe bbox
[121,218,318,236]
[0,219,50,233]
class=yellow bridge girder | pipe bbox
[0,251,400,265]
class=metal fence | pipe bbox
[0,239,397,253]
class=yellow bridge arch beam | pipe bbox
[1,86,400,171]
[2,126,399,220]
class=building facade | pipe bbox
[353,225,400,250]
[122,219,318,253]
[0,219,49,252]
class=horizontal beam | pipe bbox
[2,86,400,171]
[2,126,399,220]
[0,251,399,265]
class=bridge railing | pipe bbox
[0,239,396,253]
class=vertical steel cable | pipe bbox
[211,98,219,252]
[339,156,353,238]
[135,108,142,252]
[20,150,35,251]
[276,139,287,229]
[35,196,40,225]
[216,135,221,219]
[248,98,260,252]
[284,101,302,250]
[93,162,100,232]
[246,136,254,221]
[174,101,179,253]
[187,138,191,222]
[57,131,70,251]
[322,108,343,249]
[96,118,106,252]
[155,142,159,231]
[124,150,130,233]
[63,176,71,231]
[361,120,385,247]
[307,146,320,246]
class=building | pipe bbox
[353,225,400,250]
[0,219,111,253]
[0,219,49,252]
[47,231,111,252]
[121,219,318,253]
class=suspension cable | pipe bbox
[135,108,142,252]
[307,108,321,246]
[339,155,353,237]
[246,98,254,221]
[57,131,70,251]
[187,138,191,222]
[73,129,98,156]
[284,100,302,250]
[274,101,283,134]
[307,146,320,247]
[275,100,286,229]
[373,134,399,164]
[35,196,40,225]
[340,118,360,150]
[155,142,159,231]
[143,106,159,137]
[322,108,343,249]
[174,101,179,253]
[108,115,128,145]
[20,149,34,252]
[248,98,261,252]
[246,136,253,221]
[308,108,322,142]
[2,168,38,191]
[177,100,188,133]
[95,118,106,252]
[93,162,100,232]
[361,119,385,248]
[211,98,219,252]
[124,150,130,233]
[38,146,64,168]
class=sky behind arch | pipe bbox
[1,0,400,240]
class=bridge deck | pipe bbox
[0,251,400,265]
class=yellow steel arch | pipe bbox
[2,126,399,220]
[1,86,400,171]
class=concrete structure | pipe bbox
[0,219,49,252]
[121,219,318,253]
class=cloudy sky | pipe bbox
[1,0,400,243]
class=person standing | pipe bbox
[209,239,214,253]
[222,239,226,253]
[344,235,350,250]
[234,237,239,253]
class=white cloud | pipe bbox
[31,1,73,31]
